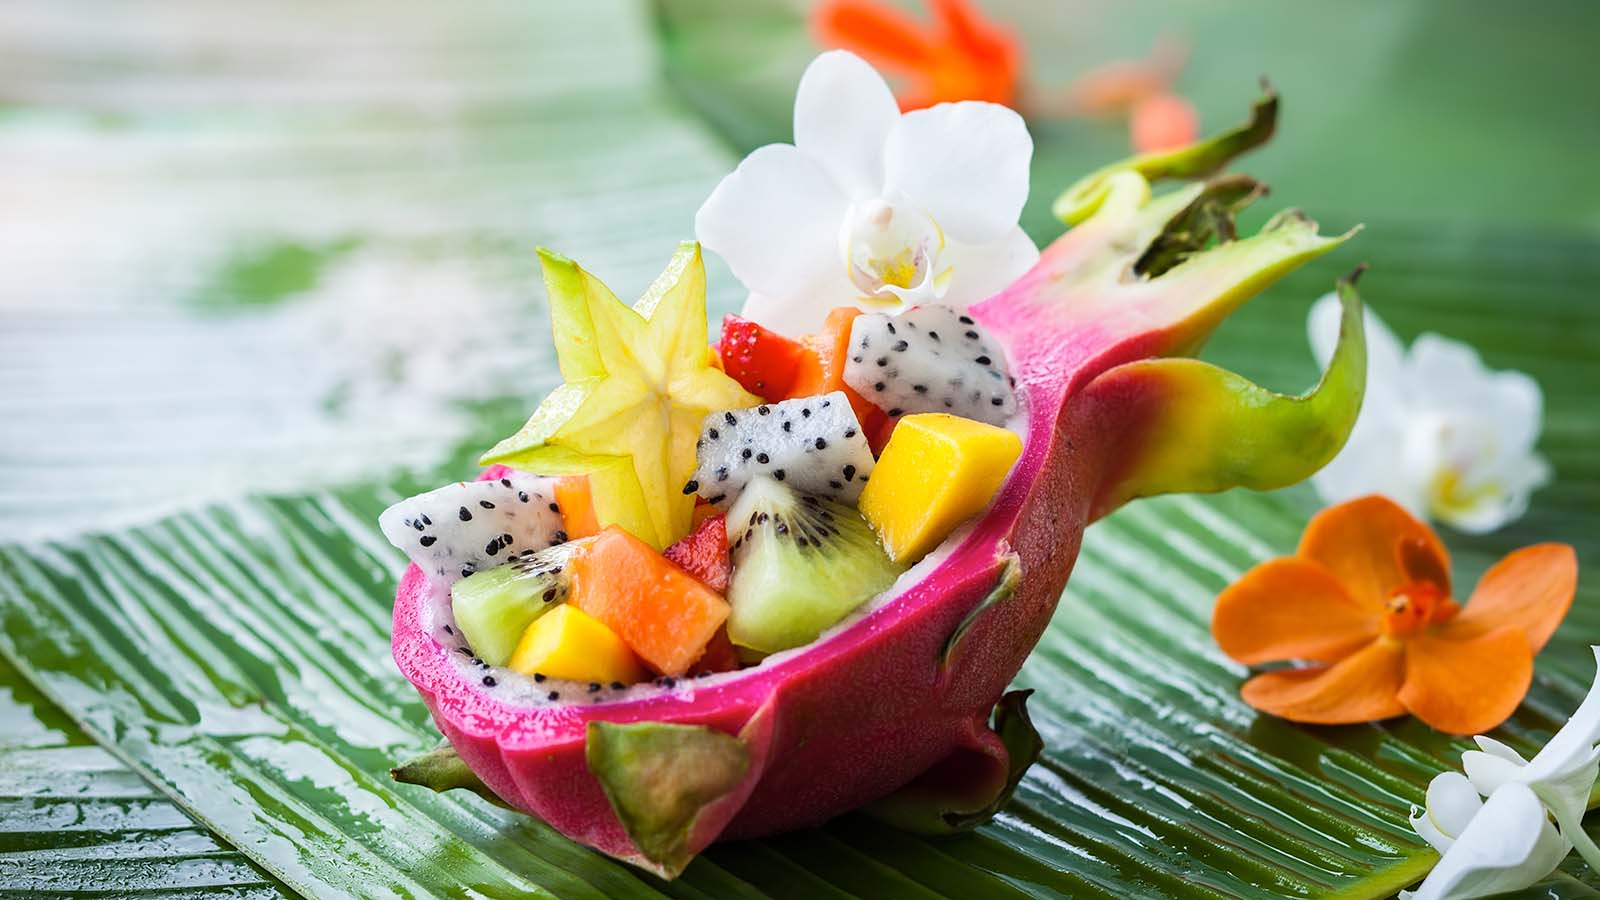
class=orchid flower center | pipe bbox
[841,199,950,304]
[1382,581,1460,638]
[1430,465,1504,521]
[1419,415,1507,520]
[1385,536,1458,638]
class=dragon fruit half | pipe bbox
[391,94,1370,877]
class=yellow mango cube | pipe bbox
[859,413,1024,565]
[507,604,647,685]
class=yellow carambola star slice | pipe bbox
[481,243,759,550]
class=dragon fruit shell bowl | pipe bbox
[391,95,1370,877]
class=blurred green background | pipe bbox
[1,1,1597,898]
[660,0,1600,237]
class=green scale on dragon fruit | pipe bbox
[842,304,1017,426]
[687,391,875,509]
[379,474,566,584]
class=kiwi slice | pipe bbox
[451,542,581,667]
[725,476,904,654]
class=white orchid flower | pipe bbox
[1401,781,1570,900]
[1458,645,1600,870]
[1404,646,1600,898]
[695,50,1039,337]
[1307,295,1550,533]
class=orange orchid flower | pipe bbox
[1065,40,1198,152]
[811,0,1021,110]
[1127,92,1199,153]
[813,1,1197,152]
[1212,495,1577,734]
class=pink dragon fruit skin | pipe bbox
[391,95,1371,877]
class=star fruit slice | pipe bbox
[481,243,760,550]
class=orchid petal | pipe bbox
[1450,543,1576,652]
[1400,782,1569,900]
[1405,335,1509,417]
[1310,415,1433,515]
[937,227,1040,308]
[1531,747,1600,855]
[1432,447,1551,534]
[1411,771,1484,853]
[1409,807,1454,856]
[1409,649,1600,897]
[695,144,849,304]
[1238,640,1406,725]
[883,101,1032,245]
[1544,766,1600,875]
[1464,360,1543,457]
[1524,647,1600,779]
[1298,495,1449,611]
[1509,646,1600,862]
[1462,749,1525,796]
[1472,735,1529,765]
[793,50,898,200]
[1400,627,1533,736]
[1405,334,1550,533]
[1212,558,1379,665]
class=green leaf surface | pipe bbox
[0,656,286,899]
[3,0,1600,897]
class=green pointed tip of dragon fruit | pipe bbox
[1053,86,1279,226]
[1078,266,1369,519]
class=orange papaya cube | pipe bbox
[690,500,720,530]
[555,476,601,540]
[567,527,731,676]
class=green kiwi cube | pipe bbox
[725,477,903,654]
[450,544,576,666]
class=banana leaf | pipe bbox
[0,656,286,899]
[2,0,1599,897]
[2,235,1597,898]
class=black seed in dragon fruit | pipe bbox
[688,392,875,509]
[379,473,566,584]
[842,304,1017,426]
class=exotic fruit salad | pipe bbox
[387,52,1370,877]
